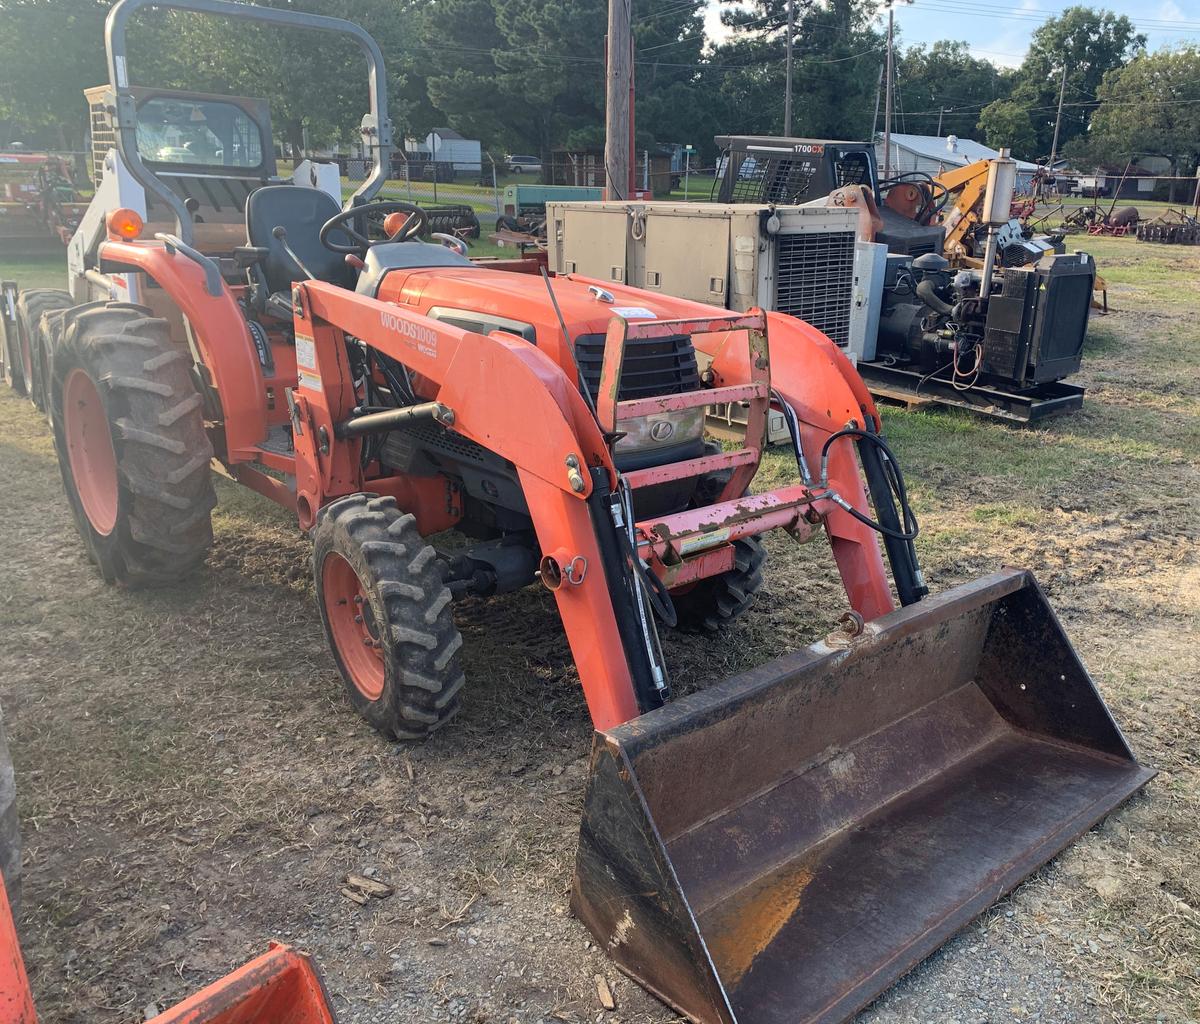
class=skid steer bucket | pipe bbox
[573,568,1154,1024]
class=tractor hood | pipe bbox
[374,264,725,342]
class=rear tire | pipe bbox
[17,289,73,412]
[314,494,466,740]
[50,303,215,585]
[0,703,21,919]
[1,302,30,397]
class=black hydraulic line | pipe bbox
[916,278,955,316]
[856,422,927,606]
[335,402,447,439]
[585,468,666,714]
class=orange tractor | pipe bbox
[0,1,1153,1021]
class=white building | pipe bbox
[875,133,1040,190]
[422,128,482,173]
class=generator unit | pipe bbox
[546,201,879,440]
[546,202,873,347]
[867,250,1094,420]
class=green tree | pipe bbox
[979,6,1145,159]
[0,0,111,148]
[129,1,430,155]
[0,0,431,155]
[419,0,709,162]
[895,41,1010,141]
[710,0,884,144]
[977,99,1038,156]
[1079,45,1200,200]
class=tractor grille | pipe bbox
[773,230,857,347]
[573,333,700,402]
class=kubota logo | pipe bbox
[380,309,438,358]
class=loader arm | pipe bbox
[294,280,649,728]
[293,282,904,729]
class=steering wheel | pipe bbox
[319,201,428,254]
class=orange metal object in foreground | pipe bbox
[0,877,35,1024]
[0,872,332,1024]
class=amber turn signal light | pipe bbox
[106,208,144,240]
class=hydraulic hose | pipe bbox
[916,278,955,316]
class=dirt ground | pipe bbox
[1,235,1197,1024]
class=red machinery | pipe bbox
[0,152,87,248]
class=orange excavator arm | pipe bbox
[931,159,993,257]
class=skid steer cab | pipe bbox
[19,0,1152,1021]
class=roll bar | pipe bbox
[105,0,393,247]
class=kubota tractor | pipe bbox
[1,1,1153,1022]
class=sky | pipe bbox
[704,0,1200,68]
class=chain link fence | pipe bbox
[329,155,728,246]
[336,154,501,242]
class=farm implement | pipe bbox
[0,0,1154,1021]
[0,152,87,251]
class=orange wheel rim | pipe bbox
[322,552,385,700]
[63,368,119,536]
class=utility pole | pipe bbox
[1048,62,1067,169]
[937,106,944,136]
[882,4,894,178]
[881,0,912,178]
[871,64,883,138]
[784,0,795,136]
[604,0,632,200]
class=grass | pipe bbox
[0,250,69,289]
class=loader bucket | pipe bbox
[573,568,1154,1024]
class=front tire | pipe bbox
[314,494,466,740]
[51,304,215,585]
[16,289,73,412]
[671,536,766,632]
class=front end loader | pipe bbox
[7,0,1153,1020]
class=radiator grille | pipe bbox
[573,333,700,401]
[773,230,857,347]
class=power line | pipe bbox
[915,0,1200,32]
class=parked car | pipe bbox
[505,154,542,174]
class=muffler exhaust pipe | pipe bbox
[573,568,1153,1024]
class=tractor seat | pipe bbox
[244,185,356,296]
